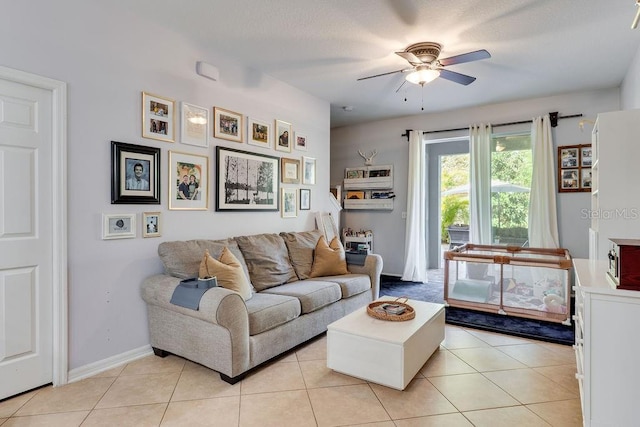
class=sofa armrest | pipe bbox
[347,254,383,299]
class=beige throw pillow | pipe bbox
[199,247,252,300]
[309,236,349,277]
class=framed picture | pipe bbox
[275,119,292,152]
[281,157,300,184]
[294,132,307,151]
[168,151,209,210]
[558,144,591,193]
[346,191,365,200]
[346,169,364,179]
[142,92,175,143]
[111,141,161,204]
[214,107,243,143]
[302,156,316,185]
[300,188,311,210]
[216,146,279,211]
[142,212,161,237]
[102,213,136,240]
[247,117,272,149]
[181,102,209,147]
[281,187,297,218]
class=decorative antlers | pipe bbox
[358,149,378,166]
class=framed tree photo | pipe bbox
[168,151,209,210]
[247,117,272,149]
[142,92,175,142]
[111,141,161,204]
[216,146,279,211]
[214,107,243,143]
[275,119,292,152]
[181,102,209,147]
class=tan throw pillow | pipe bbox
[309,236,349,277]
[199,247,252,300]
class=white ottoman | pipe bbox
[327,296,445,390]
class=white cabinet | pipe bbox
[573,258,640,426]
[343,165,394,210]
[589,109,640,260]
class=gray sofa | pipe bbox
[141,229,382,384]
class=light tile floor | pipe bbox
[0,325,582,426]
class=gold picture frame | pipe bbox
[142,212,161,237]
[214,107,243,143]
[275,119,292,152]
[281,157,300,184]
[168,151,209,210]
[247,116,272,149]
[142,92,175,142]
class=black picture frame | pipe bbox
[111,141,161,204]
[216,146,279,211]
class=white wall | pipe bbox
[622,43,640,109]
[0,3,329,370]
[331,89,620,275]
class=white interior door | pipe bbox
[0,77,54,399]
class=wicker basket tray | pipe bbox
[367,297,415,321]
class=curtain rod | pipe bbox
[401,112,583,141]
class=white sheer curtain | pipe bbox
[401,130,427,282]
[469,124,492,244]
[528,115,559,248]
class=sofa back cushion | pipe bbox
[158,239,251,283]
[235,233,297,291]
[280,230,323,280]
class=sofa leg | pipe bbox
[220,372,245,384]
[152,347,169,358]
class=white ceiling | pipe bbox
[128,0,640,128]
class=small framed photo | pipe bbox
[581,168,592,189]
[216,146,279,211]
[300,188,311,210]
[102,213,136,240]
[275,119,292,152]
[111,141,161,204]
[346,169,364,179]
[581,146,593,167]
[281,187,297,218]
[560,169,579,190]
[169,151,209,210]
[214,107,243,143]
[181,102,209,147]
[294,132,307,151]
[247,117,272,149]
[346,191,365,200]
[281,157,300,184]
[560,147,579,168]
[302,156,316,185]
[142,212,161,237]
[142,92,175,143]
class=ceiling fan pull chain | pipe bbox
[421,86,424,111]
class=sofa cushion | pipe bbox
[244,292,301,336]
[235,233,297,291]
[309,236,349,278]
[317,274,371,298]
[261,280,342,314]
[199,248,252,300]
[280,230,323,280]
[158,239,251,283]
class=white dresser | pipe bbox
[573,258,640,426]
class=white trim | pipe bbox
[0,65,68,387]
[68,345,154,383]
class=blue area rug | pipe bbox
[379,274,574,346]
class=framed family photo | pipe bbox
[281,157,300,184]
[300,188,311,210]
[102,213,136,240]
[111,141,161,204]
[181,102,209,147]
[247,117,272,149]
[294,132,307,151]
[214,107,243,143]
[281,188,297,218]
[216,146,279,211]
[302,156,316,185]
[275,119,292,152]
[142,92,175,143]
[168,151,209,210]
[558,144,591,193]
[142,212,161,237]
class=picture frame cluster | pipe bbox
[558,144,592,193]
[107,90,317,238]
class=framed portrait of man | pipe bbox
[111,141,161,204]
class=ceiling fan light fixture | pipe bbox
[405,68,440,85]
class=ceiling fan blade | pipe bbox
[438,69,476,85]
[439,49,491,66]
[357,69,408,81]
[395,51,421,64]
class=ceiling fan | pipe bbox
[357,42,491,88]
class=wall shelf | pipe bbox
[343,165,394,210]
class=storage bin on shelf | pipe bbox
[443,244,572,324]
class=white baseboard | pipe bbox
[67,345,154,383]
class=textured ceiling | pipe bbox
[127,0,640,128]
